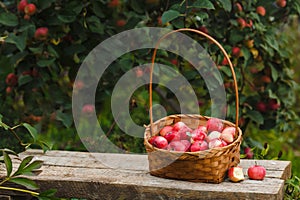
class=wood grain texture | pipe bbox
[0,149,291,200]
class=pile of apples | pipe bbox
[148,118,236,152]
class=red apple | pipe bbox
[152,136,168,149]
[134,67,144,78]
[148,136,158,145]
[24,3,36,16]
[116,19,126,27]
[170,59,178,65]
[5,73,18,86]
[221,140,228,147]
[34,27,49,41]
[177,126,192,140]
[164,130,180,143]
[108,0,120,7]
[232,46,241,57]
[6,87,13,94]
[221,127,236,144]
[168,141,187,152]
[237,18,246,29]
[159,125,173,137]
[228,166,245,182]
[206,131,221,142]
[190,128,207,142]
[180,140,191,152]
[221,57,229,66]
[247,164,266,180]
[244,147,254,159]
[221,132,233,144]
[173,121,187,131]
[190,140,208,152]
[18,0,28,12]
[268,99,280,110]
[81,104,95,115]
[256,101,267,113]
[246,19,253,28]
[198,26,209,34]
[256,6,266,16]
[197,125,207,133]
[261,75,272,83]
[235,2,243,12]
[206,118,224,133]
[276,0,287,8]
[208,138,223,149]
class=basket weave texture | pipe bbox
[144,28,242,183]
[144,114,242,183]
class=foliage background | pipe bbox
[0,0,299,180]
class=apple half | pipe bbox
[228,166,245,182]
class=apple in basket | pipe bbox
[190,128,207,143]
[190,140,208,152]
[168,141,188,152]
[164,130,181,143]
[159,125,173,137]
[149,136,168,149]
[221,127,236,144]
[173,122,192,140]
[206,118,224,133]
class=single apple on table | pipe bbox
[248,163,266,180]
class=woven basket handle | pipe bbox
[149,28,239,131]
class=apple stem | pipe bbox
[255,160,258,166]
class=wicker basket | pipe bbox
[143,28,243,183]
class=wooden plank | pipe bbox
[0,149,291,200]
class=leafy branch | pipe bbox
[0,114,56,199]
[0,149,57,199]
[0,114,52,152]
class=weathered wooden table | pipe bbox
[0,149,291,200]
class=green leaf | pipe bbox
[0,148,18,156]
[92,0,105,18]
[265,35,279,51]
[86,16,104,34]
[9,177,39,190]
[270,65,278,81]
[161,10,181,24]
[0,115,10,130]
[130,0,144,14]
[47,45,59,58]
[23,123,38,142]
[37,58,56,67]
[18,75,33,86]
[57,11,77,23]
[0,12,18,26]
[13,156,34,176]
[3,152,12,177]
[56,111,73,128]
[217,0,232,12]
[39,189,57,197]
[38,140,53,153]
[247,110,264,125]
[5,33,27,52]
[22,160,44,175]
[191,0,215,9]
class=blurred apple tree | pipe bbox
[0,0,299,156]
